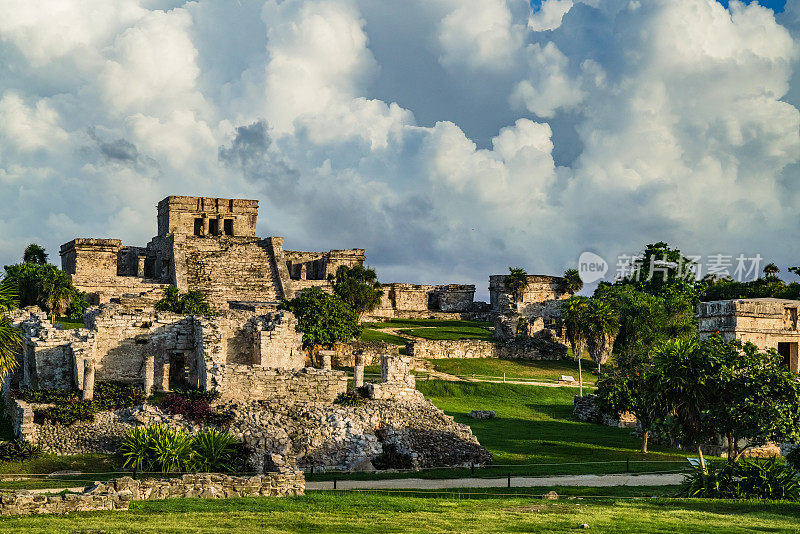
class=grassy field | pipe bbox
[359,328,410,346]
[429,357,598,385]
[53,316,83,329]
[1,491,799,533]
[0,453,123,490]
[399,325,494,341]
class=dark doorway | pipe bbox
[224,219,234,236]
[169,353,188,390]
[209,219,219,236]
[194,218,204,236]
[779,342,791,369]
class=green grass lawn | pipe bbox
[359,328,410,346]
[399,326,494,341]
[0,453,123,490]
[429,357,598,385]
[414,381,693,476]
[1,491,799,533]
[54,316,83,329]
[363,318,493,329]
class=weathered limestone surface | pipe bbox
[332,341,399,367]
[0,473,304,517]
[370,283,487,319]
[573,395,637,428]
[489,275,569,315]
[407,339,567,361]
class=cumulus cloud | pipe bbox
[1,0,799,297]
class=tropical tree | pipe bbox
[560,295,589,394]
[584,297,619,373]
[652,338,713,471]
[504,267,529,306]
[597,351,664,453]
[279,287,361,348]
[23,244,48,265]
[155,286,216,316]
[328,265,383,320]
[763,262,780,278]
[0,279,20,381]
[618,242,702,302]
[560,268,583,295]
[36,265,73,322]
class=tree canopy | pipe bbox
[560,268,583,295]
[23,244,48,265]
[328,265,383,318]
[154,287,217,316]
[504,267,528,303]
[3,263,87,322]
[279,287,361,348]
[0,280,20,381]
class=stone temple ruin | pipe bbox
[5,195,495,475]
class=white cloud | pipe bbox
[1,0,799,296]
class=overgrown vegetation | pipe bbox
[333,390,364,407]
[3,259,88,322]
[0,440,41,462]
[680,457,800,501]
[26,382,145,425]
[0,279,20,382]
[119,425,247,473]
[328,264,383,319]
[279,286,361,348]
[155,286,217,316]
[159,388,230,426]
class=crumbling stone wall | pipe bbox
[489,275,568,315]
[208,367,347,404]
[371,283,484,319]
[573,395,637,428]
[407,339,566,361]
[0,473,304,517]
[333,341,399,367]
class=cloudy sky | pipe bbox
[1,0,799,297]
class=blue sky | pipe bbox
[529,0,786,12]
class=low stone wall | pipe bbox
[407,339,565,361]
[207,366,347,403]
[332,341,399,367]
[573,394,636,428]
[0,473,304,516]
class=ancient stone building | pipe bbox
[369,283,487,319]
[489,274,569,342]
[696,298,800,373]
[60,196,365,309]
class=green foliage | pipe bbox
[560,268,583,295]
[16,388,79,404]
[35,400,97,426]
[23,244,48,265]
[700,274,800,301]
[154,286,217,316]
[615,241,703,302]
[0,281,20,382]
[172,387,221,403]
[120,425,242,473]
[334,391,364,407]
[398,326,493,341]
[279,286,361,348]
[329,264,383,317]
[561,296,588,360]
[680,457,800,501]
[515,317,528,338]
[584,297,619,371]
[504,267,528,303]
[2,263,88,322]
[0,440,41,463]
[764,262,780,277]
[786,447,800,472]
[652,336,800,463]
[93,382,146,411]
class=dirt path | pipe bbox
[306,473,684,490]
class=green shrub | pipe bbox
[35,400,97,425]
[0,440,41,462]
[155,286,217,316]
[173,387,220,403]
[334,391,364,407]
[16,388,79,404]
[192,428,238,472]
[120,425,245,473]
[680,457,800,501]
[94,382,145,411]
[786,447,800,472]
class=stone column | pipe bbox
[143,355,155,394]
[137,255,147,278]
[319,350,333,371]
[353,353,364,389]
[160,361,171,391]
[82,359,95,400]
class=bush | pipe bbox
[192,428,238,472]
[334,391,364,407]
[680,457,800,501]
[120,425,244,473]
[173,388,220,403]
[786,447,800,472]
[0,440,41,462]
[35,399,97,425]
[155,286,217,316]
[94,382,145,411]
[16,388,79,404]
[159,395,214,424]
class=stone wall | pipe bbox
[370,283,484,319]
[332,341,399,367]
[489,275,568,315]
[407,339,566,361]
[0,473,304,517]
[573,394,637,428]
[207,367,347,404]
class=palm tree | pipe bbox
[561,295,589,394]
[0,280,20,381]
[560,268,583,295]
[652,338,709,471]
[37,266,73,322]
[23,244,48,265]
[504,267,529,308]
[585,297,619,373]
[763,262,780,278]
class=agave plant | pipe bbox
[149,424,194,473]
[191,428,238,472]
[120,425,156,473]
